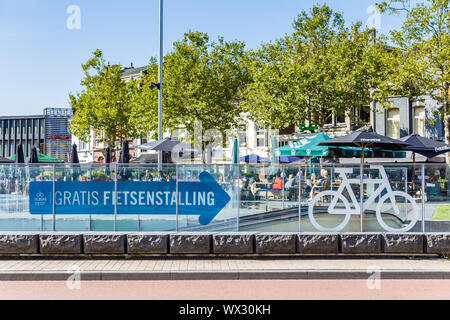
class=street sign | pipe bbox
[29,172,231,225]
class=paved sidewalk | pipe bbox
[0,258,448,280]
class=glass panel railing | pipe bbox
[424,163,450,232]
[0,163,447,233]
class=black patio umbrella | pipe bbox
[15,144,25,164]
[400,134,450,159]
[118,141,130,180]
[29,146,39,179]
[319,130,410,165]
[71,144,80,181]
[30,147,39,164]
[136,138,200,164]
[399,134,450,190]
[137,138,200,153]
[71,144,80,164]
[119,141,130,164]
[105,147,111,164]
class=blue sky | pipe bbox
[0,0,414,116]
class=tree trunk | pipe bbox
[445,105,450,164]
[445,85,450,164]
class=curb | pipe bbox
[0,270,448,281]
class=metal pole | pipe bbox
[175,164,179,232]
[360,162,364,233]
[157,0,164,169]
[52,164,56,231]
[298,167,302,233]
[237,164,240,232]
[114,164,118,232]
[282,166,285,209]
[421,164,425,233]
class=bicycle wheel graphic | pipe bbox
[308,191,352,232]
[375,191,419,232]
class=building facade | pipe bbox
[372,96,444,141]
[0,108,73,161]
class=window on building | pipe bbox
[414,106,425,136]
[0,121,2,136]
[4,142,8,157]
[21,120,26,136]
[40,120,45,136]
[16,120,20,136]
[0,143,3,157]
[10,120,15,137]
[238,125,247,147]
[387,108,400,139]
[34,120,39,136]
[39,140,45,154]
[256,125,267,147]
[353,106,370,125]
[79,140,87,150]
[336,110,346,124]
[10,141,14,157]
[4,121,8,136]
[27,120,31,135]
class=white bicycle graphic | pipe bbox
[308,165,419,232]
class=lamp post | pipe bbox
[157,0,164,169]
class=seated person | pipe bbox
[143,170,153,181]
[271,176,283,190]
[309,169,330,198]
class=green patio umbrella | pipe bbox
[276,137,310,156]
[231,138,239,164]
[11,152,63,163]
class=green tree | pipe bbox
[376,0,449,152]
[138,31,251,147]
[69,49,154,156]
[243,4,385,129]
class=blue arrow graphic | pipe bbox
[29,171,231,225]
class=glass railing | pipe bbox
[0,163,448,233]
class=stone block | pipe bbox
[0,234,39,254]
[213,233,255,254]
[297,233,339,254]
[40,234,82,254]
[170,234,211,254]
[426,233,450,255]
[83,234,126,254]
[255,233,296,254]
[340,233,381,254]
[127,233,169,254]
[382,233,424,254]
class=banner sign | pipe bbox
[29,172,231,225]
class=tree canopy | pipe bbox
[69,49,153,150]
